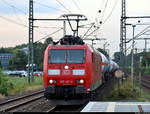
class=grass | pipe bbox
[0,75,43,99]
[8,76,43,95]
[105,77,150,102]
[0,94,5,99]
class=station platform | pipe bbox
[81,102,150,112]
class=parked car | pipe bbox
[34,71,43,77]
[20,71,28,77]
[9,71,22,77]
[8,70,28,77]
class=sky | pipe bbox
[0,0,150,58]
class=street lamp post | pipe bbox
[131,24,136,90]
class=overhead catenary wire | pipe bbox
[99,0,105,11]
[100,0,109,23]
[84,26,100,39]
[79,23,96,28]
[0,15,27,27]
[81,0,110,40]
[82,23,95,39]
[12,6,25,24]
[0,0,70,41]
[34,1,67,13]
[34,28,63,43]
[1,0,28,26]
[70,0,93,29]
[135,26,150,38]
[83,0,119,39]
[70,0,83,13]
[1,0,117,44]
[2,0,27,15]
[0,15,48,36]
[55,0,72,14]
[102,0,119,24]
[125,25,150,44]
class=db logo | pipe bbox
[63,70,70,75]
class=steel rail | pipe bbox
[0,90,44,105]
[46,106,57,112]
[141,79,150,89]
[0,90,44,112]
[0,95,44,112]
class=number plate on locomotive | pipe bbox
[60,80,73,84]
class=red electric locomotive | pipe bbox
[43,35,120,105]
[43,43,103,105]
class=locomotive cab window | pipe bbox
[49,49,85,64]
[49,50,66,64]
[68,50,85,64]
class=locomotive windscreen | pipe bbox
[49,49,85,64]
[49,50,66,64]
[68,50,85,63]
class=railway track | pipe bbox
[141,79,150,89]
[0,90,44,112]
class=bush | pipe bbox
[109,77,150,101]
[0,69,9,96]
[126,67,131,74]
[140,66,150,75]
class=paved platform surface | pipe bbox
[81,102,150,112]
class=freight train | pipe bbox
[43,35,120,105]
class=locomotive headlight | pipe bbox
[48,69,60,75]
[49,80,53,84]
[64,65,69,69]
[80,79,84,84]
[73,69,85,75]
[76,79,84,84]
[49,79,56,84]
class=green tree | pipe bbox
[34,42,44,71]
[42,37,53,51]
[1,37,53,71]
[113,51,125,67]
[0,61,2,69]
[140,52,150,67]
[15,43,28,49]
[0,68,9,96]
[8,50,28,70]
[0,47,14,53]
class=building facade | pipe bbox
[0,53,15,70]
